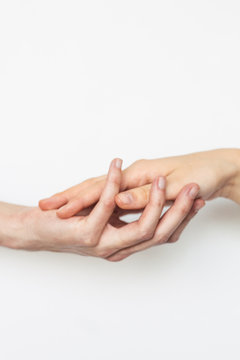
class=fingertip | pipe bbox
[182,183,200,199]
[110,158,123,171]
[104,159,123,187]
[147,176,166,207]
[38,199,47,210]
[157,175,166,191]
[115,192,133,209]
[114,158,123,169]
[38,194,68,210]
[116,188,149,210]
[38,198,57,210]
[56,209,71,219]
[149,176,166,199]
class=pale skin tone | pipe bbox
[0,159,203,261]
[39,148,240,260]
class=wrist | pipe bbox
[0,203,33,249]
[219,148,240,204]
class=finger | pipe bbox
[107,183,199,261]
[39,176,106,212]
[115,174,191,210]
[114,199,174,218]
[39,194,68,210]
[112,175,166,249]
[57,199,87,219]
[86,158,122,237]
[167,198,205,243]
[153,183,200,242]
[134,176,166,239]
[57,187,102,219]
[107,198,204,261]
[115,184,151,209]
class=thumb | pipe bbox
[115,178,185,210]
[116,184,151,209]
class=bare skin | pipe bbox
[0,159,202,261]
[38,148,240,260]
[39,149,240,216]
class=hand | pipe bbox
[1,159,203,261]
[106,184,205,262]
[39,148,240,218]
[115,148,240,209]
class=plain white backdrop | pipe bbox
[0,0,240,359]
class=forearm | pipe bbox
[0,202,30,249]
[223,148,240,204]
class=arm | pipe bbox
[115,148,240,208]
[226,149,240,204]
[39,148,240,218]
[0,202,29,249]
[0,160,202,261]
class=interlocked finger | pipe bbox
[112,176,166,249]
[86,158,122,240]
[107,183,200,261]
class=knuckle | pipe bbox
[73,197,83,205]
[139,226,154,241]
[178,202,190,216]
[83,176,97,185]
[97,249,111,259]
[109,173,121,185]
[102,197,115,209]
[150,197,163,207]
[82,235,99,247]
[138,187,150,203]
[95,248,112,258]
[53,191,67,200]
[154,232,168,245]
[132,159,146,168]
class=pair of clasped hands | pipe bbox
[3,148,237,260]
[26,148,238,262]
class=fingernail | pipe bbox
[158,176,166,190]
[188,185,199,199]
[118,192,133,204]
[115,158,122,169]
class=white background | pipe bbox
[0,0,240,359]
